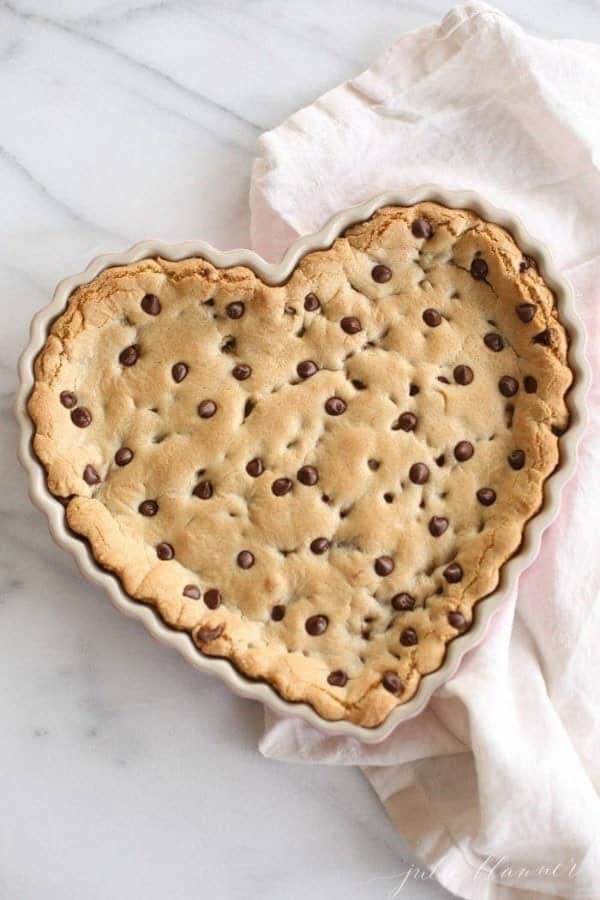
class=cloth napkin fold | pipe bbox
[250,4,600,899]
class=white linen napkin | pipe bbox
[249,4,600,899]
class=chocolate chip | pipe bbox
[183,585,201,599]
[327,670,348,687]
[409,383,420,396]
[448,611,467,630]
[394,412,417,432]
[193,480,213,500]
[198,399,217,418]
[171,362,188,382]
[484,332,504,352]
[470,257,488,280]
[372,264,392,283]
[226,301,245,319]
[297,360,318,379]
[375,555,395,576]
[297,465,318,486]
[305,614,328,636]
[119,345,139,366]
[244,398,255,418]
[139,499,159,516]
[325,397,347,416]
[454,441,474,462]
[392,592,415,611]
[429,516,448,537]
[237,550,255,569]
[437,376,450,384]
[232,364,251,381]
[272,477,293,496]
[115,447,134,466]
[60,390,77,409]
[409,462,429,484]
[477,488,496,506]
[423,308,442,327]
[435,454,445,467]
[516,303,536,323]
[310,537,330,554]
[519,255,536,273]
[341,316,362,334]
[454,365,474,385]
[533,329,552,346]
[412,218,433,239]
[204,588,222,609]
[141,293,161,315]
[367,459,380,471]
[508,449,525,470]
[156,542,174,560]
[304,293,321,311]
[196,623,224,643]
[499,375,519,397]
[221,336,236,354]
[271,604,285,621]
[83,465,100,485]
[400,627,418,646]
[443,562,463,583]
[71,407,92,428]
[524,375,538,393]
[246,458,264,477]
[382,671,404,695]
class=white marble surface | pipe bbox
[2,2,600,899]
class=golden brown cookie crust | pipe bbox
[28,203,572,727]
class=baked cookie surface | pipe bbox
[28,203,572,726]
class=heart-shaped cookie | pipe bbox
[28,203,571,727]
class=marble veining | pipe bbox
[2,2,599,898]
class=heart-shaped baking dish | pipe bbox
[16,188,589,742]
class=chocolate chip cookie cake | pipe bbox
[27,203,572,727]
